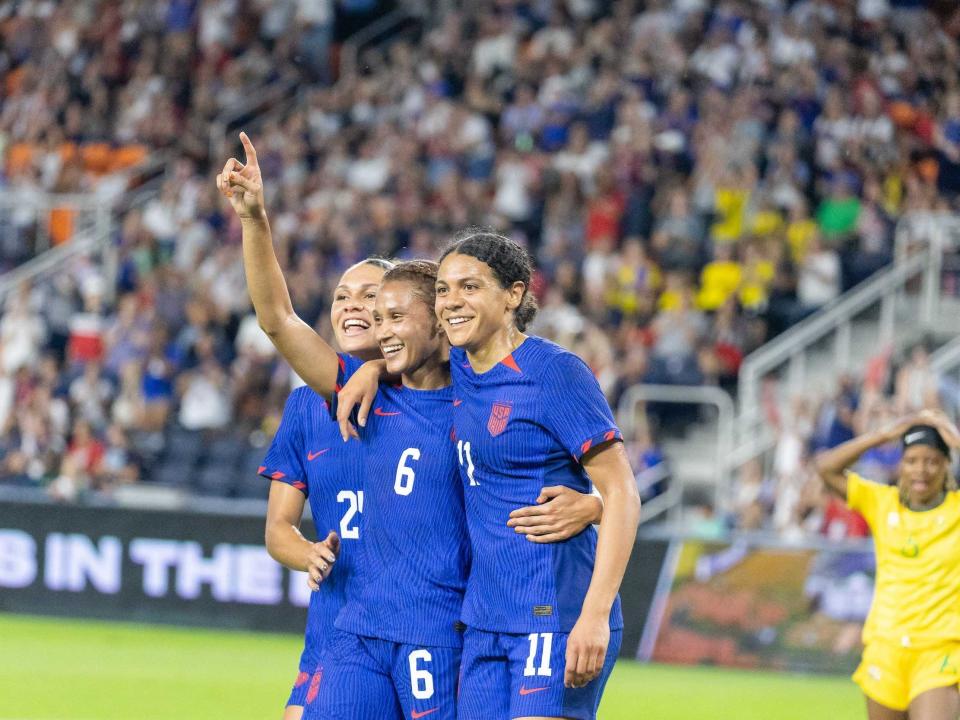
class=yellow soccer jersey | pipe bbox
[848,472,960,648]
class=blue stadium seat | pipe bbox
[205,433,246,465]
[234,445,270,499]
[164,427,205,467]
[150,460,194,489]
[192,464,236,498]
[235,471,269,500]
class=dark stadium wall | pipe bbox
[0,500,667,648]
[0,501,316,633]
[619,539,671,658]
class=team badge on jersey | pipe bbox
[488,402,512,436]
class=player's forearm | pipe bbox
[264,521,314,572]
[239,214,341,396]
[580,475,640,619]
[814,430,889,478]
[239,213,296,335]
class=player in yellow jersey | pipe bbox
[815,409,960,720]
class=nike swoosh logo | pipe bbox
[374,407,400,416]
[307,449,330,461]
[411,709,438,719]
[905,431,926,444]
[519,686,549,696]
[453,399,463,406]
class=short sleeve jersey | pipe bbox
[450,336,624,634]
[333,355,470,648]
[259,379,364,666]
[847,472,960,647]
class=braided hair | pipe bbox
[439,229,538,331]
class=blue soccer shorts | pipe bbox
[304,629,461,720]
[457,626,622,720]
[287,635,324,710]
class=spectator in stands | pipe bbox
[797,233,842,315]
[894,343,941,414]
[68,361,113,430]
[733,459,774,531]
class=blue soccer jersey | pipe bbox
[449,337,624,634]
[259,381,365,680]
[333,355,470,648]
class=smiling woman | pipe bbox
[336,231,642,720]
[219,133,471,720]
[218,132,396,720]
[435,231,537,373]
[375,261,448,389]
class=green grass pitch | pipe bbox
[0,614,862,719]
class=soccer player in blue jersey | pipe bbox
[259,257,391,720]
[337,231,641,720]
[219,136,603,720]
[305,259,468,720]
[219,133,395,720]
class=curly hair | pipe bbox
[439,229,538,331]
[381,259,439,311]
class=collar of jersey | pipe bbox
[453,337,533,379]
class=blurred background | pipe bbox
[1,0,960,718]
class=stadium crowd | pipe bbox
[0,0,369,267]
[2,0,960,516]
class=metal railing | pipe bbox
[0,175,168,304]
[739,212,960,434]
[737,249,932,429]
[727,213,960,498]
[618,384,735,522]
[931,333,960,375]
[0,192,111,260]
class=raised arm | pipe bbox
[217,132,340,397]
[566,441,640,689]
[814,413,924,498]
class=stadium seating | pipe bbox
[1,0,959,540]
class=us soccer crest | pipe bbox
[487,402,512,436]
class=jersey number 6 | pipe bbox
[395,448,421,496]
[408,649,434,700]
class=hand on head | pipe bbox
[915,408,960,449]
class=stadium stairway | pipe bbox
[653,239,960,518]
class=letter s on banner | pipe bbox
[0,530,37,588]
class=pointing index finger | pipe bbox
[239,132,258,168]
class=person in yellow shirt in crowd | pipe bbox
[605,237,661,321]
[697,243,741,311]
[738,240,775,311]
[814,409,960,720]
